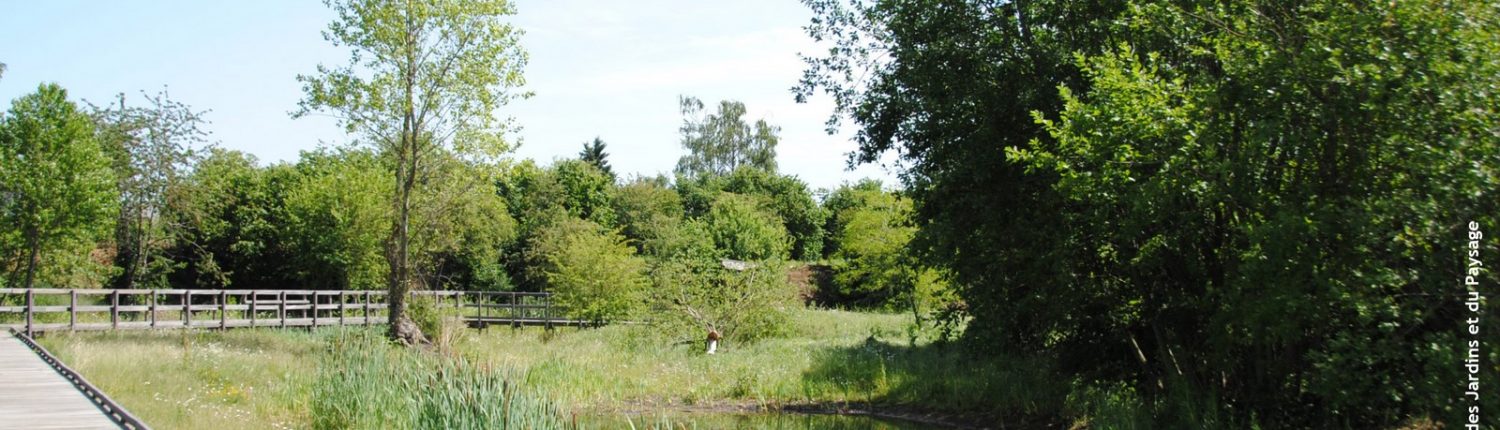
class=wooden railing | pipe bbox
[0,289,587,336]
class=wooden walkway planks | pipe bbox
[0,331,121,429]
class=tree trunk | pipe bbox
[386,8,427,346]
[21,231,40,290]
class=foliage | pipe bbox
[802,0,1500,426]
[167,149,298,289]
[407,154,517,291]
[679,167,826,260]
[648,258,798,344]
[91,88,209,290]
[0,83,119,289]
[500,159,615,229]
[611,175,685,253]
[525,217,647,323]
[296,0,530,342]
[674,96,779,178]
[703,193,790,261]
[284,148,389,290]
[577,136,612,178]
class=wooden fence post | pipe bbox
[69,290,77,331]
[544,293,553,331]
[278,291,286,328]
[219,290,228,330]
[339,291,346,326]
[184,290,192,328]
[364,291,372,326]
[24,289,32,337]
[150,290,157,328]
[110,290,119,330]
[249,291,257,328]
[312,292,319,328]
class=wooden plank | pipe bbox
[0,332,124,429]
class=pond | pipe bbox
[581,412,939,429]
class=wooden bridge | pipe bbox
[2,329,147,429]
[0,288,591,336]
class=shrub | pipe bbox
[525,218,648,323]
[704,193,789,261]
[649,258,798,344]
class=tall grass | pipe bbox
[310,329,572,430]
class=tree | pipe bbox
[704,193,790,261]
[167,149,301,290]
[612,175,684,252]
[802,0,1500,426]
[92,88,210,290]
[674,96,779,178]
[284,148,389,291]
[296,0,529,344]
[678,168,826,260]
[578,137,612,178]
[0,84,118,289]
[524,217,646,324]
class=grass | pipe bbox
[39,329,321,429]
[35,308,1061,428]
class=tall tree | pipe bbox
[578,136,612,178]
[93,88,209,290]
[0,84,118,289]
[295,0,529,344]
[801,0,1500,425]
[674,96,779,178]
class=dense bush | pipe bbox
[648,258,798,344]
[679,168,826,260]
[524,217,647,323]
[704,193,790,261]
[611,175,684,252]
[803,0,1500,426]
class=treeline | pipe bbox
[0,82,949,341]
[799,0,1500,427]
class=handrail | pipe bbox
[0,289,570,335]
[10,328,151,430]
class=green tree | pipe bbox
[408,153,517,292]
[679,168,826,260]
[803,0,1500,426]
[674,96,779,178]
[704,193,789,261]
[828,184,911,303]
[167,149,300,290]
[612,175,685,251]
[296,0,530,344]
[819,179,882,256]
[284,148,389,291]
[92,88,209,290]
[578,137,612,178]
[0,84,118,289]
[525,217,646,324]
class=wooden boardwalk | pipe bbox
[0,331,127,429]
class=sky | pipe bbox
[0,0,898,190]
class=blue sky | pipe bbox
[0,0,897,190]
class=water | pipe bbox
[581,412,938,429]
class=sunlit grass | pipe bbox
[39,329,320,429]
[37,308,1049,428]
